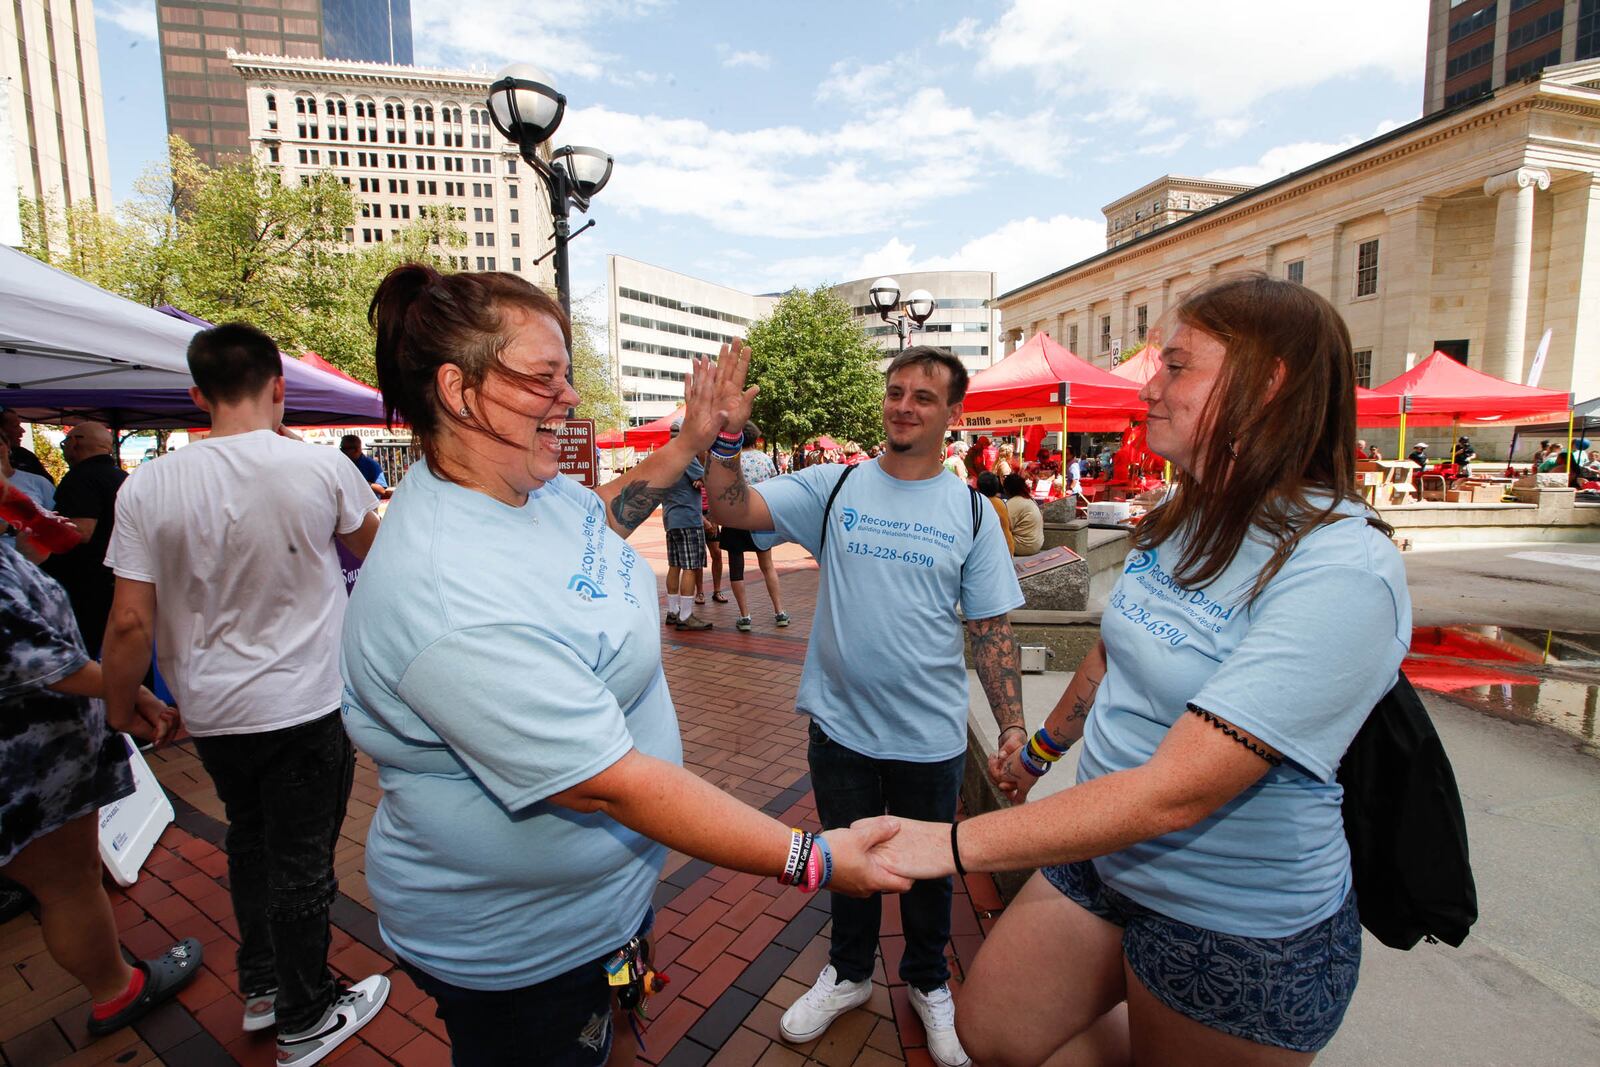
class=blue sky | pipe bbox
[93,0,1429,319]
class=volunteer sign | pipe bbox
[557,419,598,486]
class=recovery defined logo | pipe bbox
[568,574,607,601]
[841,507,859,532]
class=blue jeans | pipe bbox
[807,719,965,991]
[192,711,354,1033]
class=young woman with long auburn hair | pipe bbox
[863,275,1410,1065]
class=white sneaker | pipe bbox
[275,975,390,1066]
[909,984,970,1067]
[779,965,872,1043]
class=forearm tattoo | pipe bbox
[608,482,670,534]
[715,453,749,509]
[1186,704,1283,766]
[1048,671,1102,748]
[968,615,1024,732]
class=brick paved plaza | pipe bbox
[0,517,1004,1067]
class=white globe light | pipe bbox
[489,62,563,142]
[905,289,936,324]
[868,277,900,312]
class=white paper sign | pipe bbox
[98,736,176,887]
[1527,327,1553,388]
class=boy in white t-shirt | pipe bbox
[101,323,388,1067]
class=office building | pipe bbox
[1425,0,1600,114]
[2,0,111,214]
[996,61,1600,449]
[609,257,1001,426]
[158,0,412,164]
[231,51,553,286]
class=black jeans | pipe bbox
[193,711,355,1033]
[807,719,965,991]
[398,911,652,1067]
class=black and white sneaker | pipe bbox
[275,975,390,1066]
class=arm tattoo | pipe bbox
[1049,673,1102,748]
[715,453,749,509]
[967,615,1024,732]
[608,482,670,535]
[1186,704,1283,766]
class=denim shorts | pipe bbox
[1042,860,1360,1052]
[399,911,652,1067]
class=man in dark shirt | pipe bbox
[0,406,53,484]
[339,435,390,499]
[42,421,126,654]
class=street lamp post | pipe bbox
[485,63,613,321]
[867,278,936,351]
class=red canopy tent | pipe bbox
[1109,346,1160,386]
[1368,350,1573,461]
[1369,351,1571,426]
[299,351,378,392]
[622,406,685,449]
[959,332,1145,432]
[597,428,626,448]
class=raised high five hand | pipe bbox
[712,340,759,436]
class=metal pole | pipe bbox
[1565,407,1575,477]
[545,167,575,386]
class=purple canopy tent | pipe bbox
[1,246,386,429]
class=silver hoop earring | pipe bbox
[458,406,470,417]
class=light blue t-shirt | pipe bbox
[339,462,681,989]
[1079,498,1410,937]
[757,460,1025,762]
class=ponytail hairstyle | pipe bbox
[1131,273,1378,602]
[369,264,571,482]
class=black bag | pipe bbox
[1338,671,1478,950]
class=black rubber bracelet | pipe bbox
[950,821,967,878]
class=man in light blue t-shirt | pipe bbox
[706,346,1025,1067]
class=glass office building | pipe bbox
[323,0,412,65]
[158,0,414,164]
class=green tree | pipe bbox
[743,285,883,447]
[570,301,626,430]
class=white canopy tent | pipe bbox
[0,244,385,428]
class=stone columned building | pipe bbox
[997,61,1600,446]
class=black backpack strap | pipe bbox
[818,464,857,555]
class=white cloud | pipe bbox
[1203,119,1405,186]
[99,1,157,40]
[749,213,1106,296]
[953,1,1425,117]
[411,0,663,79]
[815,58,913,105]
[939,17,982,49]
[721,49,772,70]
[1137,133,1190,156]
[558,88,1069,240]
[1208,117,1252,142]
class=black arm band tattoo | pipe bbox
[1185,704,1283,767]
